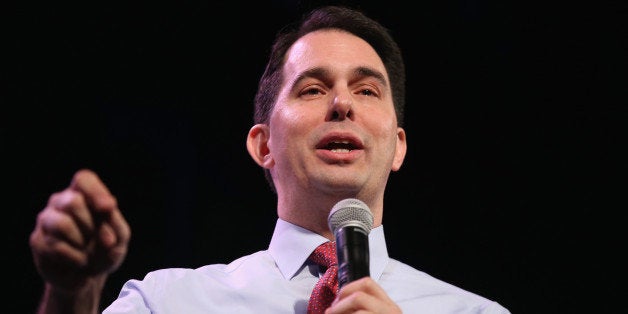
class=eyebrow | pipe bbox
[290,66,388,90]
[354,66,388,87]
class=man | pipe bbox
[30,5,511,313]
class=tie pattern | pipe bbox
[307,241,339,314]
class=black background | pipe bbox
[4,0,625,313]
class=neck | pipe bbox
[275,190,384,240]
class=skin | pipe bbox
[30,169,131,314]
[247,29,406,313]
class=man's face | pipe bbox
[266,29,406,198]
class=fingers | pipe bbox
[31,170,111,266]
[31,169,130,269]
[98,209,131,267]
[326,277,401,314]
[70,169,118,213]
[30,209,90,267]
[69,169,130,273]
[30,169,131,293]
[47,190,95,246]
[336,277,390,302]
[100,210,131,248]
[70,169,130,248]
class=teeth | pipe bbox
[330,140,351,145]
[323,139,356,152]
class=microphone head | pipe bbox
[328,198,374,235]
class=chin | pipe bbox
[315,178,362,195]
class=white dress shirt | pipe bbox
[104,218,511,313]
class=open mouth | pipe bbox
[316,136,364,153]
[324,140,358,153]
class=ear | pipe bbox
[391,127,407,171]
[246,124,274,169]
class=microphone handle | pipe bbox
[335,226,370,289]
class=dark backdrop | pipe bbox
[4,1,625,313]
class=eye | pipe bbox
[357,87,379,97]
[304,88,322,95]
[300,85,326,98]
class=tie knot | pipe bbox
[309,241,337,267]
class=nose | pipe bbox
[327,92,353,121]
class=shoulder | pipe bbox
[197,250,274,275]
[128,250,273,288]
[380,259,511,314]
[105,250,276,312]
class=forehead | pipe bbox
[283,29,387,80]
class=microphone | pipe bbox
[328,198,374,289]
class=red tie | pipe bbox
[307,241,339,314]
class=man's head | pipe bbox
[248,5,406,199]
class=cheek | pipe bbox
[278,108,307,127]
[272,105,320,132]
[269,107,313,150]
[365,110,398,139]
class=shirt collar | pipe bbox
[268,218,389,281]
